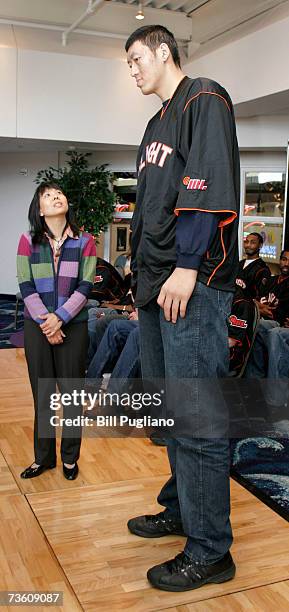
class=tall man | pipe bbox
[126,25,240,592]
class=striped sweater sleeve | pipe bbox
[16,233,49,324]
[54,233,96,324]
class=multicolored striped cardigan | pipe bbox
[17,231,96,325]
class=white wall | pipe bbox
[0,152,58,294]
[186,15,289,106]
[240,150,286,169]
[17,50,159,145]
[0,48,17,136]
[237,115,289,150]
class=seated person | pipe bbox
[87,306,126,365]
[87,254,133,363]
[228,232,271,374]
[86,310,140,395]
[114,250,131,280]
[245,249,289,408]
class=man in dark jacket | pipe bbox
[246,250,289,394]
[229,232,271,374]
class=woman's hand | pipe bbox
[39,313,62,337]
[47,329,66,345]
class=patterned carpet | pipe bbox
[0,296,24,349]
[231,432,289,521]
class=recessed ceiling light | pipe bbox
[136,3,144,19]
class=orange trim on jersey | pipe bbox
[174,207,237,226]
[207,226,226,286]
[183,91,231,114]
[160,99,171,119]
[160,76,188,119]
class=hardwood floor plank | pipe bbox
[0,349,27,379]
[170,580,289,611]
[0,449,20,496]
[0,494,83,611]
[2,349,289,611]
[27,479,289,611]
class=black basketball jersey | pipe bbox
[260,274,289,325]
[234,258,271,300]
[131,76,240,307]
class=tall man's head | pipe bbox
[244,232,263,259]
[125,25,182,99]
[280,250,289,276]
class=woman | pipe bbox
[17,182,96,480]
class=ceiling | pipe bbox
[0,137,138,153]
[235,90,289,119]
[0,0,289,61]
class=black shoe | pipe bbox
[149,432,167,446]
[127,511,185,538]
[147,550,235,592]
[20,462,56,479]
[63,462,79,480]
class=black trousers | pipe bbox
[24,319,88,465]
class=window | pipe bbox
[241,170,286,263]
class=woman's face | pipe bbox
[39,187,68,219]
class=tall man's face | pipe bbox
[280,251,289,276]
[127,40,164,96]
[244,234,261,258]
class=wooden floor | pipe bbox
[1,350,289,611]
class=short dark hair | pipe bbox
[28,181,79,244]
[125,25,181,68]
[248,232,263,246]
[280,249,289,258]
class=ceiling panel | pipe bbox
[0,0,289,60]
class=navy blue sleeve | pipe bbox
[176,211,219,270]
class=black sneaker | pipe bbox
[149,432,167,446]
[127,511,185,538]
[147,550,235,592]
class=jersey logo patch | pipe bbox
[260,293,279,307]
[236,278,246,290]
[183,176,208,191]
[229,315,248,329]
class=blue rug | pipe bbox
[231,435,289,521]
[0,296,24,349]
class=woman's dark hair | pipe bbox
[28,181,80,244]
[125,25,181,69]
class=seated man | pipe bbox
[87,306,125,365]
[228,232,271,374]
[86,310,140,394]
[245,249,289,408]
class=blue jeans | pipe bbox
[86,318,140,388]
[87,308,119,365]
[245,319,289,406]
[138,281,233,563]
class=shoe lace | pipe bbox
[169,552,203,579]
[150,511,167,525]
